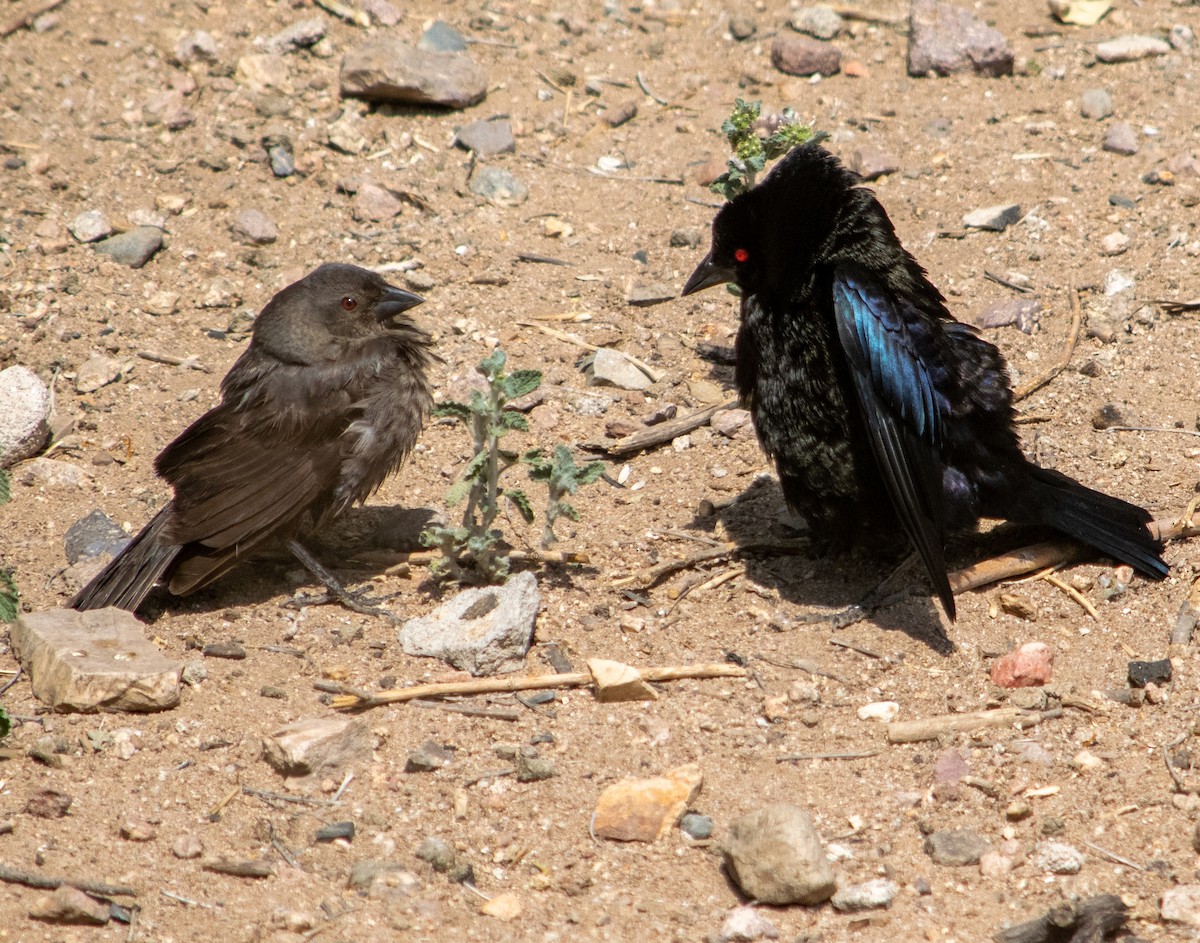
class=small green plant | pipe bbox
[421,350,605,584]
[710,99,825,201]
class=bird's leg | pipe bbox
[796,551,927,629]
[284,540,402,623]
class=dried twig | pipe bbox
[777,750,880,763]
[886,706,1061,744]
[518,321,664,383]
[589,400,736,457]
[333,662,746,710]
[242,786,340,807]
[829,637,883,659]
[0,862,136,897]
[612,536,810,589]
[137,350,211,373]
[1040,572,1099,620]
[312,0,369,27]
[1079,840,1145,871]
[635,71,669,105]
[1012,285,1082,402]
[984,270,1034,294]
[409,699,521,721]
[1,0,66,38]
[1104,425,1200,439]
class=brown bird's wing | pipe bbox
[154,364,354,596]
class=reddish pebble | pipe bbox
[843,60,871,78]
[991,642,1054,688]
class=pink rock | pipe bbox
[771,36,842,77]
[991,642,1054,688]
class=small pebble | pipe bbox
[1103,122,1138,156]
[1031,840,1083,874]
[831,878,897,912]
[681,813,714,840]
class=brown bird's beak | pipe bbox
[681,252,735,296]
[375,284,425,321]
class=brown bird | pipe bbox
[70,263,434,616]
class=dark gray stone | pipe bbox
[908,0,1013,77]
[315,821,355,843]
[454,118,515,155]
[415,836,456,871]
[681,813,714,840]
[468,165,528,206]
[1128,659,1172,688]
[405,739,455,772]
[94,226,163,268]
[64,509,129,564]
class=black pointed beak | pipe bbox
[374,284,425,321]
[681,252,735,297]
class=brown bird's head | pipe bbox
[250,263,426,364]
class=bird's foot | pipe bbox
[285,540,403,624]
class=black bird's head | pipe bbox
[682,142,861,302]
[251,263,427,363]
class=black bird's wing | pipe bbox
[831,264,956,620]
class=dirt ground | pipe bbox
[2,0,1200,939]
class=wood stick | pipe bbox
[333,662,746,710]
[0,862,136,897]
[777,750,880,763]
[312,0,369,27]
[1012,286,1082,402]
[588,400,735,456]
[949,515,1200,595]
[409,699,521,721]
[886,706,1058,744]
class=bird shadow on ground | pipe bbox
[703,476,956,652]
[131,505,440,622]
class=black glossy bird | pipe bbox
[682,142,1167,621]
[70,263,434,615]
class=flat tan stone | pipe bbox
[593,763,702,842]
[587,658,657,702]
[480,891,523,921]
[11,608,181,713]
[263,716,374,779]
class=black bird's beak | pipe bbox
[681,252,735,297]
[374,284,424,321]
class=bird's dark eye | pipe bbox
[734,248,750,263]
[341,295,358,312]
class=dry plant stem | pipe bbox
[409,699,521,721]
[592,400,735,456]
[312,0,369,27]
[518,320,664,382]
[368,547,590,574]
[613,536,810,589]
[777,750,880,763]
[886,707,1062,744]
[0,862,137,897]
[1040,573,1099,620]
[333,662,746,710]
[1012,286,1082,402]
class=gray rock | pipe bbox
[69,210,112,243]
[468,165,527,206]
[625,282,676,307]
[848,145,899,181]
[681,813,714,840]
[175,30,218,63]
[832,878,898,912]
[315,821,355,843]
[1162,885,1200,929]
[340,40,487,109]
[94,226,163,268]
[0,365,50,467]
[267,17,327,54]
[1080,88,1113,120]
[924,829,989,866]
[908,0,1013,77]
[1103,122,1138,155]
[722,804,837,905]
[962,203,1021,231]
[669,228,701,248]
[75,354,122,393]
[401,571,540,675]
[728,15,757,41]
[454,118,515,156]
[327,107,367,154]
[603,99,639,127]
[790,5,843,40]
[415,836,456,871]
[232,210,278,245]
[64,510,129,564]
[711,408,752,438]
[263,716,373,778]
[11,608,182,713]
[268,143,295,177]
[418,20,468,52]
[1031,840,1083,874]
[16,457,89,488]
[1095,34,1171,63]
[347,860,420,897]
[587,348,653,391]
[405,739,455,772]
[515,751,557,782]
[719,905,780,942]
[361,0,401,26]
[771,35,841,76]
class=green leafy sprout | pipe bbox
[709,99,825,201]
[421,350,606,584]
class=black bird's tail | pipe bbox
[1018,465,1168,579]
[69,506,180,611]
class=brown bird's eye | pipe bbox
[341,295,358,311]
[734,248,750,263]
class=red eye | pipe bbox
[341,295,358,311]
[734,248,749,263]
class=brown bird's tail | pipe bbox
[1021,465,1168,580]
[69,506,180,611]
